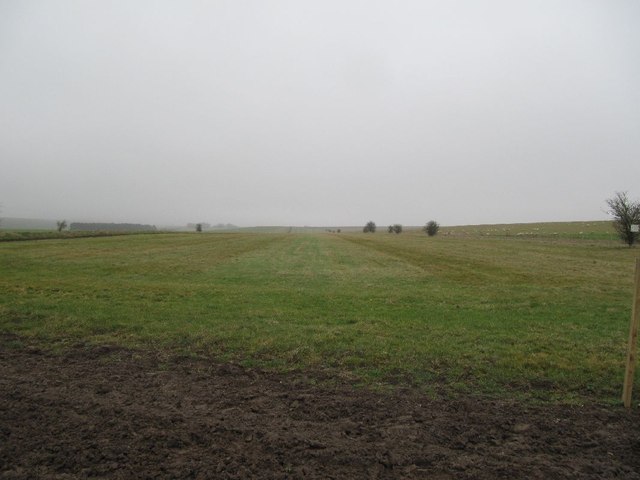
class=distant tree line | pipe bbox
[70,223,157,232]
[188,223,237,231]
[364,220,439,236]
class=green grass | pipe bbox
[0,224,637,404]
[441,220,617,240]
[0,230,164,242]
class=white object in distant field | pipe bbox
[632,225,640,233]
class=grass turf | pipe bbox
[0,224,637,403]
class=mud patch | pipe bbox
[1,339,639,479]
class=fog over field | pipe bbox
[1,1,639,227]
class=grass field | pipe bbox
[1,222,637,404]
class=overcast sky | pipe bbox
[1,1,639,227]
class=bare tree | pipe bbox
[606,192,640,247]
[56,220,67,232]
[363,221,376,233]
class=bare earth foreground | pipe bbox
[1,338,639,479]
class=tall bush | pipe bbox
[424,220,440,237]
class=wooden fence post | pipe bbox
[622,258,640,408]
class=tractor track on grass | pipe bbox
[1,337,639,479]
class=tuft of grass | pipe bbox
[0,228,637,403]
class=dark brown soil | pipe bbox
[1,339,639,479]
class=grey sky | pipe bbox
[1,1,639,227]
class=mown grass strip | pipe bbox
[0,231,637,403]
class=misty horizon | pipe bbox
[2,1,639,227]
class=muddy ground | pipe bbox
[1,339,639,479]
